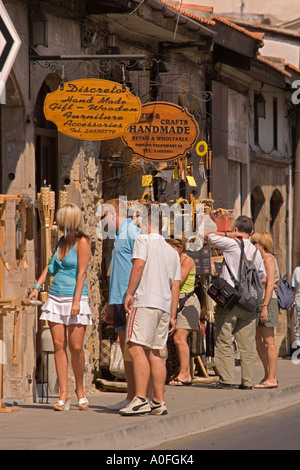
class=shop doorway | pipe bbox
[34,80,58,397]
[251,186,265,232]
[270,189,283,258]
[270,189,283,231]
[34,81,58,196]
[34,80,58,278]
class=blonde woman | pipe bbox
[251,232,279,389]
[29,204,92,410]
[166,238,201,386]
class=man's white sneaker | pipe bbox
[106,397,131,411]
[150,400,168,415]
[119,396,151,416]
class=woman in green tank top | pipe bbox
[166,238,201,386]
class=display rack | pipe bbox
[0,195,24,412]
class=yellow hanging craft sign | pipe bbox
[186,175,197,187]
[142,175,153,186]
[44,79,141,140]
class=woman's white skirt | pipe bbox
[40,294,93,326]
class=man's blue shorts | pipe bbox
[113,304,126,333]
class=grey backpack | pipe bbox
[237,239,263,312]
[227,239,263,312]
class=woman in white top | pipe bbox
[251,232,279,389]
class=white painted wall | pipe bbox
[182,0,300,23]
[249,86,292,158]
[260,39,300,68]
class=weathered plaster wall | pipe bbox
[250,158,289,355]
[1,2,104,401]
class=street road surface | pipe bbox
[154,404,300,450]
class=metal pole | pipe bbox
[30,53,145,61]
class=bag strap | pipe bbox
[265,253,281,288]
[251,247,258,263]
[222,238,244,290]
[274,257,282,283]
[238,238,259,266]
[237,238,245,293]
[179,291,195,309]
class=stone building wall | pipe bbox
[250,156,290,355]
[1,0,105,401]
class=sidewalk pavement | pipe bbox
[1,358,300,450]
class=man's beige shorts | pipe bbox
[125,306,170,350]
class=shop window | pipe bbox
[254,93,266,145]
[273,98,278,150]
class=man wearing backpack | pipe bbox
[205,215,266,389]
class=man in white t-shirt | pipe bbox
[205,215,266,390]
[120,205,181,416]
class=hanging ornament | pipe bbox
[199,162,206,180]
[173,161,179,180]
[189,193,196,231]
[142,192,150,201]
[179,158,186,181]
[196,141,208,157]
[187,162,197,187]
[142,175,153,187]
[196,140,208,180]
[206,134,212,171]
[15,206,23,251]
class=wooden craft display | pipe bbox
[37,185,56,269]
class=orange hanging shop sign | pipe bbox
[43,79,142,140]
[122,101,199,161]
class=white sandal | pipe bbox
[53,392,71,411]
[78,396,89,411]
[75,390,89,410]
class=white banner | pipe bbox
[0,1,21,97]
